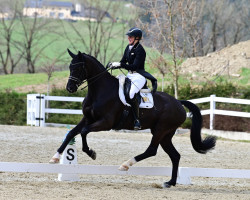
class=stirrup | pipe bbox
[134,120,141,130]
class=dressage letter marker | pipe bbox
[58,144,80,181]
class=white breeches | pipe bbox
[127,72,146,99]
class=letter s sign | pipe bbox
[66,148,75,161]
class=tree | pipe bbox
[138,0,201,98]
[0,1,23,74]
[17,6,60,73]
[61,0,128,65]
[178,0,205,57]
[199,0,250,53]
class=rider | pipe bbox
[110,27,157,130]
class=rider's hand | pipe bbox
[110,62,121,69]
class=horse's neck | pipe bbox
[87,68,117,98]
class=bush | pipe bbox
[0,92,27,125]
[164,82,238,100]
[0,83,249,127]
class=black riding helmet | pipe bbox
[126,27,142,40]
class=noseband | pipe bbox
[68,62,85,88]
[68,76,84,87]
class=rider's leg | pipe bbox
[128,74,146,130]
[129,95,141,130]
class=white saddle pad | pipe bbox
[116,74,154,109]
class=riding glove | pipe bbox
[111,62,121,68]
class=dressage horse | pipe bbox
[50,49,216,188]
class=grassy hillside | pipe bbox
[4,19,128,71]
[0,71,68,92]
[0,67,249,93]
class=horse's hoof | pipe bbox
[118,164,129,171]
[163,181,176,188]
[90,149,96,160]
[49,157,60,164]
[162,182,171,188]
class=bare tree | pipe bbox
[202,0,250,52]
[17,6,60,73]
[41,52,66,96]
[61,0,127,65]
[179,0,205,57]
[147,51,169,92]
[0,1,23,74]
[41,51,65,119]
[139,0,201,98]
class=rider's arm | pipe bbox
[120,48,146,71]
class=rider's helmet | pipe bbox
[126,27,142,40]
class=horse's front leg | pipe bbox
[49,117,86,164]
[80,119,112,160]
[80,127,96,160]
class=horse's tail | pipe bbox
[180,100,216,154]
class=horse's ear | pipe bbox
[67,49,76,58]
[77,51,83,60]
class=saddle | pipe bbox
[116,74,154,109]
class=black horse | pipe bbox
[50,49,216,188]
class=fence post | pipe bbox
[39,94,46,127]
[27,94,41,126]
[210,94,216,130]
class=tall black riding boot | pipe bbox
[130,96,141,130]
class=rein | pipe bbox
[80,68,112,90]
[69,61,113,91]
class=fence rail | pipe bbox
[27,94,250,129]
[1,162,250,185]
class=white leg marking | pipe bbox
[49,152,61,164]
[118,158,137,171]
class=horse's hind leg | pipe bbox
[118,141,159,171]
[118,128,165,171]
[160,133,181,188]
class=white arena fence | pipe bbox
[1,162,250,185]
[27,94,250,129]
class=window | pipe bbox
[50,12,55,17]
[58,13,64,19]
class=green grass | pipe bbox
[0,71,68,92]
[239,68,250,85]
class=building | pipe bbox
[23,0,98,21]
[23,0,73,19]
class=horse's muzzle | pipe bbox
[66,83,77,93]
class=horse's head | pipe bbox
[66,49,86,93]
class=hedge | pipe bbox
[0,83,249,127]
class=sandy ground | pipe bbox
[0,125,250,200]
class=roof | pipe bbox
[24,0,73,8]
[24,0,43,8]
[43,1,73,8]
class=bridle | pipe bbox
[68,61,112,90]
[68,62,85,88]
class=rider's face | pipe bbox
[128,36,135,45]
